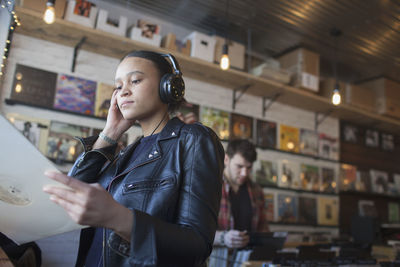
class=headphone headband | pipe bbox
[161,54,182,76]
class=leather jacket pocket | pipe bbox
[123,176,175,195]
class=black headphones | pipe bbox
[159,53,185,104]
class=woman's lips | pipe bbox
[120,101,134,108]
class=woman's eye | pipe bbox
[131,79,141,84]
[114,86,122,91]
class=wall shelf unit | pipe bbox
[12,7,400,133]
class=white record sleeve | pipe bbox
[0,114,85,244]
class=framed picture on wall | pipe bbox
[341,123,360,144]
[299,129,318,156]
[365,129,379,148]
[255,119,276,149]
[200,106,230,140]
[10,64,58,109]
[280,124,300,153]
[54,74,97,116]
[230,113,253,140]
[381,133,395,151]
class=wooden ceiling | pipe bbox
[104,0,400,84]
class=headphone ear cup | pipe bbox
[159,74,185,104]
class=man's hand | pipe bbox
[224,230,249,248]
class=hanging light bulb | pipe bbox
[220,43,230,70]
[43,0,56,24]
[331,83,341,106]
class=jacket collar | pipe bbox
[157,117,185,141]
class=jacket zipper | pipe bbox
[102,157,159,266]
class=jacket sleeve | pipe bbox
[129,125,224,266]
[68,136,117,183]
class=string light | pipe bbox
[0,0,20,81]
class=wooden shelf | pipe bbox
[13,7,400,133]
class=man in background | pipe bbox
[213,139,269,249]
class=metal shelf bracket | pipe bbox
[262,93,281,117]
[315,110,333,131]
[71,36,87,73]
[232,84,251,110]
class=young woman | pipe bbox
[43,51,224,267]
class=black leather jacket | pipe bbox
[70,118,224,267]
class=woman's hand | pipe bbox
[43,171,133,241]
[102,90,135,141]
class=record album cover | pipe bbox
[358,200,377,217]
[365,129,379,148]
[254,159,278,187]
[356,170,372,193]
[10,64,57,109]
[300,164,320,191]
[137,19,160,38]
[280,124,300,153]
[318,133,339,160]
[339,164,357,191]
[73,0,96,17]
[94,83,114,118]
[300,129,318,156]
[320,167,336,193]
[200,106,230,140]
[256,119,277,149]
[381,133,395,151]
[230,113,253,140]
[263,191,275,222]
[318,197,339,226]
[277,193,298,223]
[298,196,317,225]
[279,160,300,189]
[370,169,389,194]
[46,121,90,163]
[388,202,400,223]
[341,123,359,144]
[54,74,97,116]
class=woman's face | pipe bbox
[114,57,166,121]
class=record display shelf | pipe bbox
[13,7,400,134]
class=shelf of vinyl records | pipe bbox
[13,6,400,134]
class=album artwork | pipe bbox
[300,129,318,156]
[73,0,95,17]
[46,121,90,163]
[365,129,379,148]
[254,160,278,187]
[298,196,317,225]
[10,64,57,109]
[137,19,160,38]
[355,170,372,193]
[279,160,300,189]
[320,167,336,193]
[200,106,230,140]
[300,164,320,191]
[54,74,97,116]
[318,133,339,160]
[388,202,400,223]
[277,193,298,223]
[175,102,200,124]
[393,174,400,196]
[370,169,389,194]
[230,113,253,140]
[318,197,339,226]
[381,133,395,151]
[339,164,357,191]
[94,83,114,118]
[341,123,359,144]
[263,192,275,222]
[358,200,377,217]
[256,120,277,149]
[280,124,300,153]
